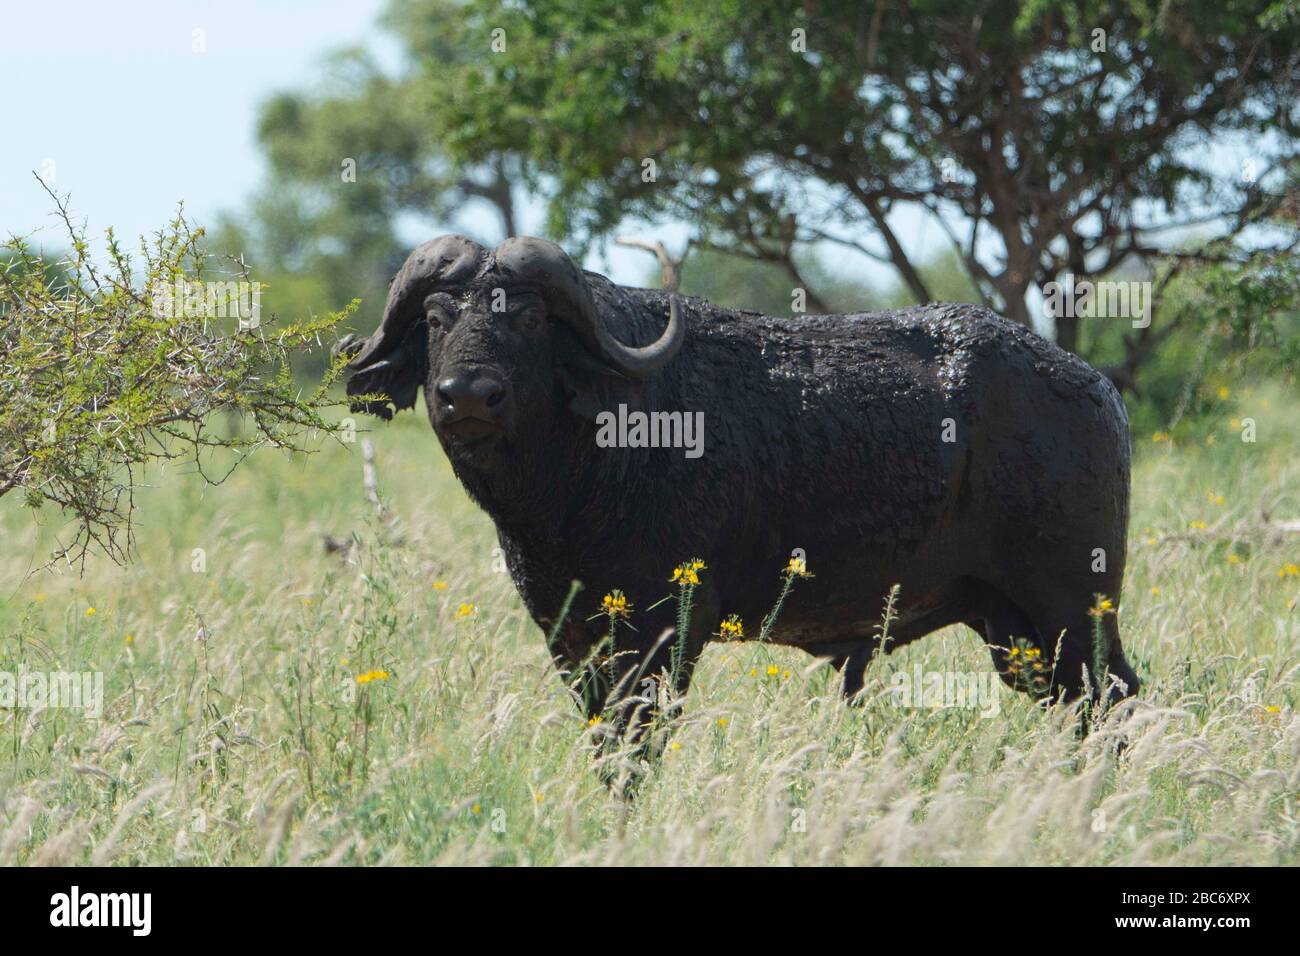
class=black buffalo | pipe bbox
[341,235,1139,729]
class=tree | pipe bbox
[0,187,354,568]
[218,7,526,364]
[206,182,396,380]
[620,240,979,315]
[253,4,520,245]
[247,0,1299,393]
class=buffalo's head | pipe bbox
[339,235,682,477]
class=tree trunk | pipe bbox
[1055,313,1080,354]
[995,277,1031,327]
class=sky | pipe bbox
[0,0,928,290]
[1,1,394,255]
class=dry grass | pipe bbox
[0,385,1297,865]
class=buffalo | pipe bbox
[341,234,1139,733]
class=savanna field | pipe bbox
[1,384,1297,866]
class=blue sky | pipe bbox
[1,1,393,253]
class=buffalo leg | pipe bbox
[840,644,874,703]
[970,596,1044,693]
[1034,606,1140,706]
[811,619,952,704]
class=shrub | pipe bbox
[0,187,356,567]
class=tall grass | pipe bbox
[0,384,1296,865]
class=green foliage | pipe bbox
[0,193,356,566]
[206,185,394,382]
[647,244,980,315]
[232,0,1296,421]
[671,247,813,314]
[225,1,524,361]
[1082,235,1300,437]
[244,0,1297,404]
[430,0,1297,251]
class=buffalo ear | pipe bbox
[553,324,643,421]
[345,323,429,420]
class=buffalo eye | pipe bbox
[512,298,545,332]
[423,293,456,330]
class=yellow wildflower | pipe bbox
[766,664,779,676]
[355,669,390,684]
[670,560,705,586]
[1217,386,1230,400]
[587,715,603,727]
[85,607,96,618]
[1089,597,1115,618]
[433,580,448,591]
[718,615,744,640]
[601,591,630,618]
[785,556,812,578]
[456,603,477,619]
[1003,639,1050,693]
